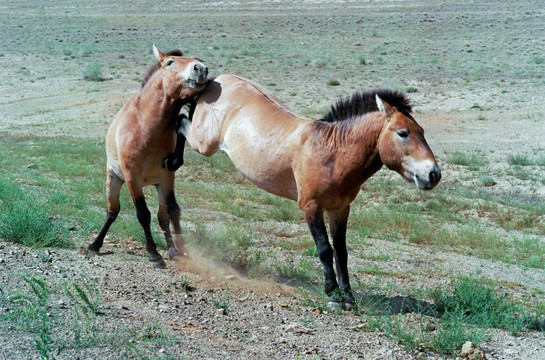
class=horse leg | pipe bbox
[166,191,187,258]
[327,206,355,310]
[156,183,186,259]
[127,182,166,269]
[162,115,187,172]
[304,205,340,309]
[88,169,124,253]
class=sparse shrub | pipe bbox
[445,151,488,170]
[210,284,230,311]
[507,154,533,166]
[80,46,93,57]
[64,277,103,342]
[405,86,418,93]
[480,174,496,187]
[83,61,104,82]
[531,56,545,64]
[311,60,327,69]
[327,79,340,86]
[0,277,53,358]
[358,55,366,65]
[430,315,487,355]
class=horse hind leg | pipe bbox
[156,184,186,259]
[128,182,166,269]
[88,169,123,254]
[167,192,187,258]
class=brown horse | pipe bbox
[88,45,208,268]
[179,74,441,309]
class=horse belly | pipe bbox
[222,120,301,201]
[223,145,298,200]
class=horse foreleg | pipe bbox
[304,206,340,309]
[327,206,355,310]
[88,169,123,253]
[127,182,166,269]
[162,115,187,171]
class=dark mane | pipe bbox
[141,49,183,89]
[319,89,412,122]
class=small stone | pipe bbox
[216,308,227,316]
[462,342,476,355]
[461,341,487,360]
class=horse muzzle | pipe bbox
[404,159,441,190]
[413,164,441,190]
[187,61,208,91]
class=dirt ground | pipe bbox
[1,0,545,359]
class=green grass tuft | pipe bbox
[0,179,69,248]
[507,153,533,166]
[431,277,538,334]
[83,61,105,81]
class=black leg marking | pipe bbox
[135,197,165,268]
[306,212,339,298]
[88,210,118,253]
[331,219,354,308]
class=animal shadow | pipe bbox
[355,293,443,318]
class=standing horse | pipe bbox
[179,74,441,309]
[87,45,208,269]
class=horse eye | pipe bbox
[396,129,409,139]
[166,59,175,66]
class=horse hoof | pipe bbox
[79,245,98,258]
[343,302,355,311]
[150,257,167,269]
[327,301,343,312]
[168,247,187,260]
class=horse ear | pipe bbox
[153,43,166,62]
[376,95,395,119]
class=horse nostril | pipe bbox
[429,168,441,184]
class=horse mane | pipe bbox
[319,89,413,122]
[141,49,184,89]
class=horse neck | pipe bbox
[320,113,385,177]
[137,71,179,126]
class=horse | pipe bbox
[87,44,209,269]
[176,74,441,309]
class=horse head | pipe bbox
[152,44,209,100]
[376,95,441,190]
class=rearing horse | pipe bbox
[180,74,441,309]
[88,45,208,269]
